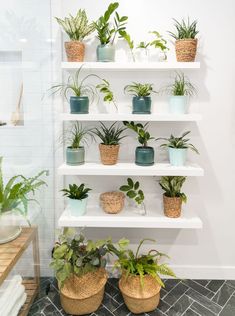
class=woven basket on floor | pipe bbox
[65,41,85,62]
[99,144,120,165]
[119,273,161,314]
[60,268,107,315]
[100,191,125,214]
[163,194,182,218]
[175,39,197,62]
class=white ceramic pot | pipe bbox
[103,101,117,114]
[135,48,149,62]
[0,211,22,244]
[68,198,88,216]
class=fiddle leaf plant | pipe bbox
[120,178,145,206]
[123,121,154,147]
[159,176,187,203]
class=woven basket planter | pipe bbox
[60,268,107,315]
[99,144,120,165]
[100,191,125,214]
[65,41,85,62]
[163,194,182,218]
[119,273,161,314]
[175,39,197,62]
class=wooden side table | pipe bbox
[0,227,40,316]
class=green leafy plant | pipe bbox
[119,30,135,61]
[63,122,93,149]
[124,82,156,97]
[165,72,196,96]
[94,2,128,45]
[156,131,199,153]
[114,238,176,287]
[96,79,117,109]
[159,176,187,203]
[0,157,47,220]
[50,229,116,287]
[55,9,95,41]
[61,183,91,200]
[168,18,199,40]
[136,31,168,59]
[120,178,144,206]
[123,121,154,147]
[93,122,126,145]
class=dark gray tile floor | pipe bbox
[28,278,235,315]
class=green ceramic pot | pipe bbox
[135,146,154,166]
[70,96,89,114]
[66,147,85,165]
[132,96,151,114]
[68,198,88,216]
[168,148,187,166]
[96,44,115,62]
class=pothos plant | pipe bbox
[137,31,169,59]
[123,121,154,147]
[96,79,117,109]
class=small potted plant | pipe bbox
[62,183,91,216]
[156,131,199,166]
[168,18,199,62]
[50,229,115,315]
[0,157,47,243]
[124,82,156,114]
[55,9,95,62]
[120,178,146,215]
[123,121,155,166]
[115,238,176,314]
[165,72,196,114]
[64,122,93,165]
[96,79,117,113]
[94,2,128,62]
[159,176,187,218]
[93,122,126,165]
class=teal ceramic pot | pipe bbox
[132,96,151,114]
[135,146,154,166]
[96,44,115,62]
[68,198,87,216]
[168,148,187,166]
[66,147,85,165]
[169,96,187,114]
[70,96,89,114]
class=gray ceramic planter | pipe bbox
[66,147,85,165]
[132,96,151,114]
[70,96,89,114]
[135,146,154,166]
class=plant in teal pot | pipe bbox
[123,121,155,166]
[62,183,91,216]
[94,2,128,62]
[156,131,199,166]
[124,82,156,114]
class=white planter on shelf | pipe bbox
[134,48,149,62]
[169,96,188,114]
[103,101,118,114]
[68,198,88,216]
[0,211,22,244]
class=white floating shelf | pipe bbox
[61,113,202,122]
[61,61,200,71]
[58,162,204,176]
[58,207,202,229]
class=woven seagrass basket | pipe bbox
[65,41,85,62]
[163,194,182,218]
[60,268,107,315]
[100,191,125,214]
[99,144,120,165]
[119,273,161,314]
[175,38,197,62]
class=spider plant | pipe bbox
[165,72,196,96]
[168,18,199,40]
[64,122,94,149]
[124,82,156,97]
[159,176,187,202]
[93,122,126,145]
[123,121,154,147]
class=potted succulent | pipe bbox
[0,157,47,244]
[96,79,117,113]
[62,183,91,216]
[115,238,176,314]
[123,121,155,166]
[165,72,196,114]
[156,131,199,166]
[50,229,115,315]
[124,82,156,114]
[94,2,128,62]
[159,176,187,218]
[64,122,93,165]
[168,18,199,62]
[120,178,146,215]
[93,122,126,165]
[55,9,95,62]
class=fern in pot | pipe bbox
[93,122,126,165]
[55,9,95,62]
[94,2,128,62]
[123,121,155,166]
[64,122,93,165]
[159,176,187,218]
[114,238,176,314]
[124,82,156,114]
[156,131,199,166]
[168,18,199,62]
[62,183,91,216]
[0,157,47,243]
